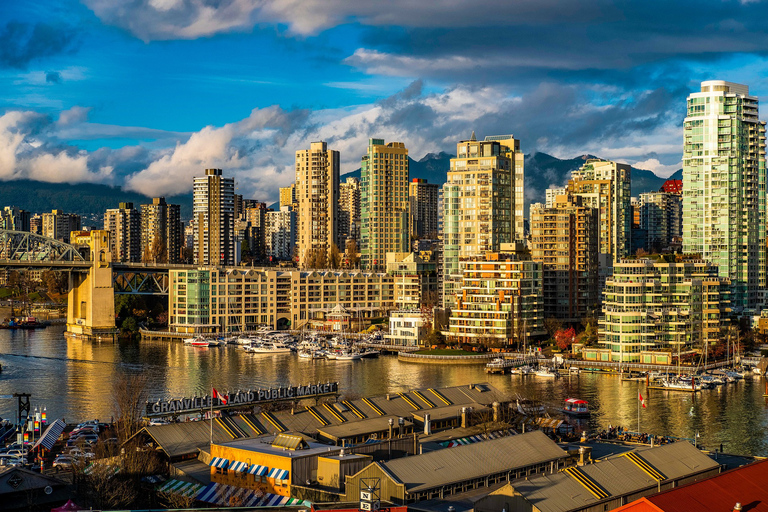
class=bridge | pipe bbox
[0,229,189,339]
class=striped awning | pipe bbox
[157,479,205,497]
[267,468,289,480]
[209,457,230,469]
[228,460,249,472]
[196,483,310,507]
[32,419,66,451]
[248,464,269,476]
[83,463,120,478]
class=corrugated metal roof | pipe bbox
[135,421,234,458]
[319,416,413,439]
[644,458,768,511]
[379,430,567,494]
[502,442,721,512]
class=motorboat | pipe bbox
[510,365,534,375]
[359,350,380,358]
[247,341,292,354]
[336,351,362,361]
[298,350,323,359]
[662,377,703,391]
[563,398,590,417]
[235,336,254,345]
[515,398,546,416]
[534,367,560,378]
[184,336,209,347]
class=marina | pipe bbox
[1,326,768,456]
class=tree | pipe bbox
[345,239,361,268]
[578,315,598,346]
[112,372,150,443]
[543,317,563,340]
[423,329,445,347]
[328,243,342,269]
[554,327,577,351]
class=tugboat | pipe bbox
[563,398,590,417]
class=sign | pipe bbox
[145,382,339,416]
[360,491,372,501]
[360,502,380,511]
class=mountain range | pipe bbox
[0,152,680,222]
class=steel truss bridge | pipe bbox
[0,229,192,295]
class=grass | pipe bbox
[0,288,12,299]
[414,348,478,356]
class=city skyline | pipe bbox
[3,1,768,203]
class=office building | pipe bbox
[295,142,339,268]
[264,206,296,261]
[338,176,361,249]
[360,138,409,271]
[104,202,142,263]
[0,207,30,232]
[42,210,81,244]
[141,197,182,263]
[485,135,525,241]
[409,178,439,239]
[442,134,514,308]
[193,168,236,266]
[530,194,599,321]
[446,251,545,346]
[594,258,728,363]
[682,80,766,310]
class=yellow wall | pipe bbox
[211,444,293,497]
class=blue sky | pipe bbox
[2,0,768,202]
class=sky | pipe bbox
[2,0,768,203]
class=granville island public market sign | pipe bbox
[146,382,339,416]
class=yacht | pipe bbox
[511,365,535,375]
[336,351,362,361]
[235,336,254,345]
[534,367,560,378]
[248,341,292,354]
[183,336,209,347]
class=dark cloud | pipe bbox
[45,71,62,84]
[0,22,79,69]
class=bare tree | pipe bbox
[328,243,342,269]
[112,372,150,443]
[345,239,361,268]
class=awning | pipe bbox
[196,482,311,507]
[209,457,230,469]
[83,463,120,478]
[156,479,204,497]
[32,419,66,451]
[228,460,249,472]
[248,464,269,476]
[267,468,289,480]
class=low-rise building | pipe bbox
[385,310,429,347]
[169,267,394,333]
[596,258,729,363]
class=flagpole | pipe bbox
[210,384,213,446]
[637,391,640,433]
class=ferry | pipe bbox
[563,398,590,417]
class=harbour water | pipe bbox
[1,326,767,456]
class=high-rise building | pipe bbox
[545,187,567,208]
[442,134,513,308]
[638,191,682,253]
[484,135,525,241]
[42,210,81,244]
[683,80,766,310]
[530,194,599,322]
[386,251,439,310]
[265,206,296,261]
[445,251,545,346]
[104,202,142,263]
[29,214,42,236]
[567,159,631,266]
[0,207,30,232]
[242,204,268,262]
[409,178,439,240]
[360,138,409,271]
[193,168,236,266]
[279,184,297,210]
[596,258,728,363]
[295,141,339,268]
[141,197,182,263]
[339,177,361,249]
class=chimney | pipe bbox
[398,417,405,437]
[461,407,468,428]
[388,418,394,439]
[424,413,431,435]
[492,401,500,423]
[734,504,743,512]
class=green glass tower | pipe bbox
[682,80,766,311]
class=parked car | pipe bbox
[53,455,74,470]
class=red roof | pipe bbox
[660,179,682,194]
[618,459,768,511]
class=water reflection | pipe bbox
[0,326,766,455]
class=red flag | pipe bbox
[213,388,228,405]
[639,392,646,408]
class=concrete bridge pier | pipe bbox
[66,230,118,340]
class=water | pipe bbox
[1,326,767,456]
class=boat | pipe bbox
[184,337,209,347]
[662,377,703,391]
[359,349,380,359]
[336,351,362,361]
[247,341,292,354]
[563,398,590,417]
[298,350,323,359]
[534,367,559,378]
[324,351,337,360]
[235,336,254,345]
[516,398,546,416]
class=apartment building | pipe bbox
[360,138,409,271]
[104,202,142,263]
[386,251,439,310]
[484,135,525,241]
[193,168,236,266]
[264,206,296,261]
[42,210,81,243]
[339,176,361,249]
[530,194,599,322]
[409,178,439,240]
[141,197,183,263]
